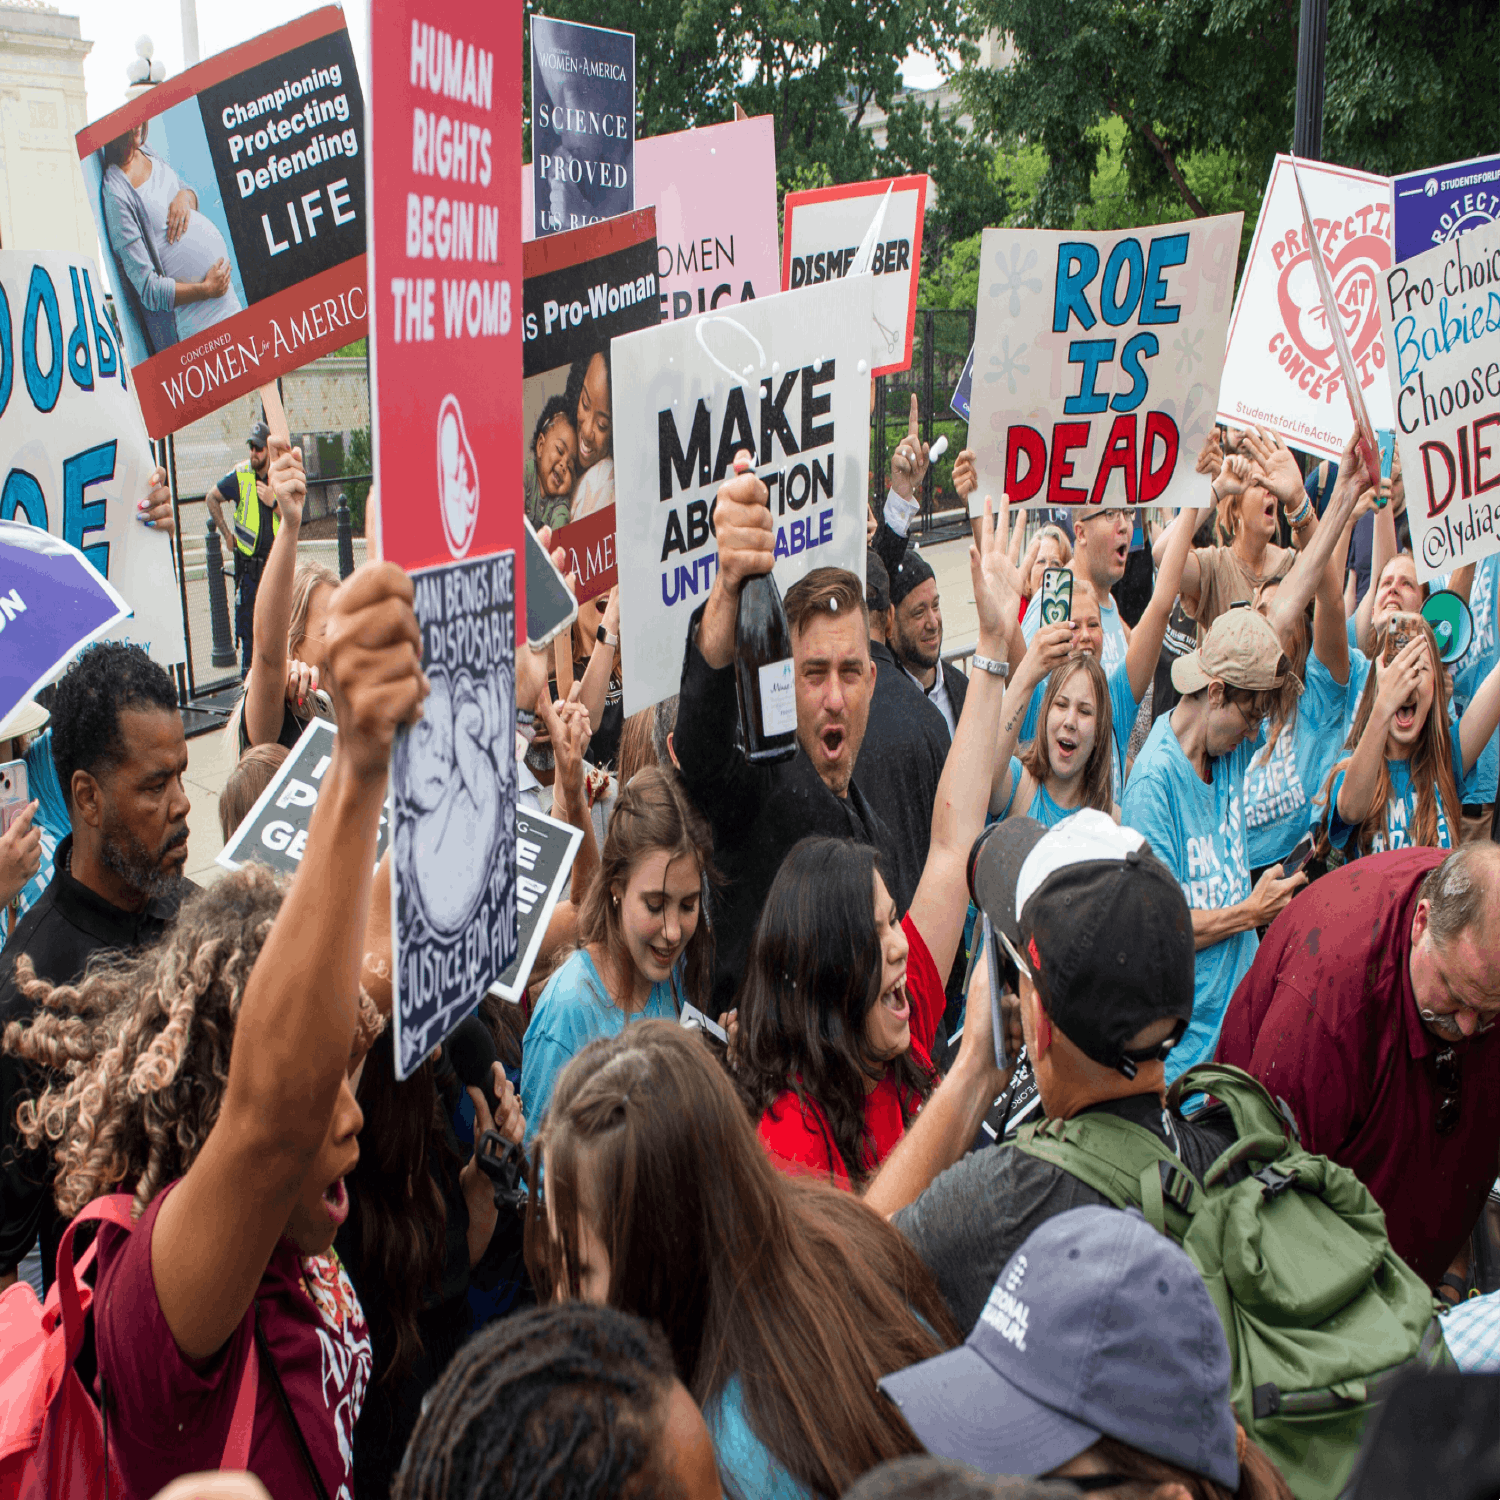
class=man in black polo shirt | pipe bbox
[0,644,192,1290]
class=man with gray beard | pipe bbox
[0,643,192,1290]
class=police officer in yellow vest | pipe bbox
[206,420,279,674]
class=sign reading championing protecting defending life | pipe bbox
[390,551,518,1080]
[75,8,367,437]
[612,275,873,716]
[0,250,187,672]
[781,175,928,377]
[1380,217,1500,583]
[530,17,634,238]
[1217,155,1393,459]
[369,0,523,582]
[1392,153,1500,265]
[966,216,1241,511]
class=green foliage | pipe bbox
[342,427,371,533]
[331,337,366,358]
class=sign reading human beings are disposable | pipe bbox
[530,17,634,238]
[966,216,1241,512]
[0,251,187,671]
[1218,155,1392,459]
[612,275,873,715]
[75,9,366,438]
[1380,217,1500,582]
[369,0,522,582]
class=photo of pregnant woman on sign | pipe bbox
[523,345,615,533]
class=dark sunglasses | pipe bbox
[1434,1046,1461,1136]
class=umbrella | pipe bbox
[0,520,131,729]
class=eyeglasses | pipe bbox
[1229,698,1263,735]
[1434,1045,1461,1135]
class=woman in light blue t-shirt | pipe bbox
[521,768,714,1141]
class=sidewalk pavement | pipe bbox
[183,723,233,889]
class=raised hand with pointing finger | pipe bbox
[890,394,930,502]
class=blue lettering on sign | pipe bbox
[63,440,115,574]
[0,281,10,419]
[1140,234,1189,324]
[0,468,48,528]
[1114,333,1160,413]
[66,268,93,392]
[22,265,63,413]
[1100,239,1144,326]
[1065,340,1115,414]
[1053,243,1100,332]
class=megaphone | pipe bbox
[1421,590,1473,665]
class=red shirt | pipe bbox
[1215,848,1500,1288]
[759,914,943,1187]
[94,1181,372,1500]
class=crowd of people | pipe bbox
[3,382,1500,1500]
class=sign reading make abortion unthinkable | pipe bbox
[1217,155,1393,460]
[75,8,367,437]
[369,0,523,585]
[389,551,518,1080]
[522,210,661,601]
[1392,154,1500,265]
[613,274,874,715]
[966,216,1241,512]
[0,251,187,670]
[530,16,634,238]
[1379,217,1500,583]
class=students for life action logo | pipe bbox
[436,393,480,558]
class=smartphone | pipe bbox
[524,517,578,650]
[981,914,1012,1072]
[0,759,28,833]
[1039,567,1073,626]
[1384,611,1422,665]
[1377,429,1396,481]
[310,688,335,720]
[1281,833,1316,879]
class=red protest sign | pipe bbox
[368,1,523,582]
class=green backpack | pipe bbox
[1014,1062,1450,1500]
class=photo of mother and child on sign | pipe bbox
[523,346,614,533]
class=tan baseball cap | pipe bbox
[0,699,49,743]
[1172,608,1302,697]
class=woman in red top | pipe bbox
[736,498,1017,1187]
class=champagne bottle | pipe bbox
[731,459,798,764]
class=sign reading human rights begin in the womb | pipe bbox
[368,0,523,582]
[967,216,1241,510]
[75,8,366,437]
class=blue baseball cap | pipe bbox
[879,1207,1239,1489]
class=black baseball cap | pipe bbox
[247,420,270,447]
[968,810,1194,1077]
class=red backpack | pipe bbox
[0,1195,258,1500]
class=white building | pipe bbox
[0,0,95,254]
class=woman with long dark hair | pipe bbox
[566,347,614,520]
[527,1021,966,1499]
[520,766,714,1137]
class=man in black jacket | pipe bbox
[674,456,901,1018]
[0,644,192,1290]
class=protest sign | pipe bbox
[75,9,366,438]
[1393,153,1500,264]
[781,175,928,377]
[613,275,874,715]
[369,0,523,583]
[522,210,661,601]
[966,216,1241,511]
[951,345,974,420]
[530,17,634,238]
[216,715,391,875]
[0,251,187,670]
[1379,218,1500,582]
[0,522,130,728]
[490,806,584,1002]
[390,551,518,1079]
[1217,155,1392,459]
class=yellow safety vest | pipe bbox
[231,462,280,557]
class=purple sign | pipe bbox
[1392,153,1500,264]
[0,521,130,726]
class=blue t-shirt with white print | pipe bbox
[1451,552,1499,804]
[1327,739,1465,856]
[1122,715,1256,1082]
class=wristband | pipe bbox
[971,652,1009,679]
[596,625,619,648]
[884,489,920,537]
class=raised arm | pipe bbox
[1125,504,1204,701]
[242,440,303,746]
[1356,479,1400,654]
[1313,493,1365,682]
[152,562,426,1360]
[906,500,1018,978]
[572,588,619,745]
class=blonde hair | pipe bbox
[218,744,290,841]
[2,867,383,1218]
[289,559,338,658]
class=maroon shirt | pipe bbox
[94,1181,371,1500]
[1216,848,1500,1289]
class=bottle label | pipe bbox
[758,659,796,736]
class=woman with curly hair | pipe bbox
[3,562,427,1500]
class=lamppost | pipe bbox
[1292,0,1327,160]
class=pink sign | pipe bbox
[521,115,779,323]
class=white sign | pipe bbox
[0,252,187,670]
[967,217,1241,511]
[613,276,873,715]
[1380,218,1500,582]
[781,175,928,377]
[1218,155,1393,459]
